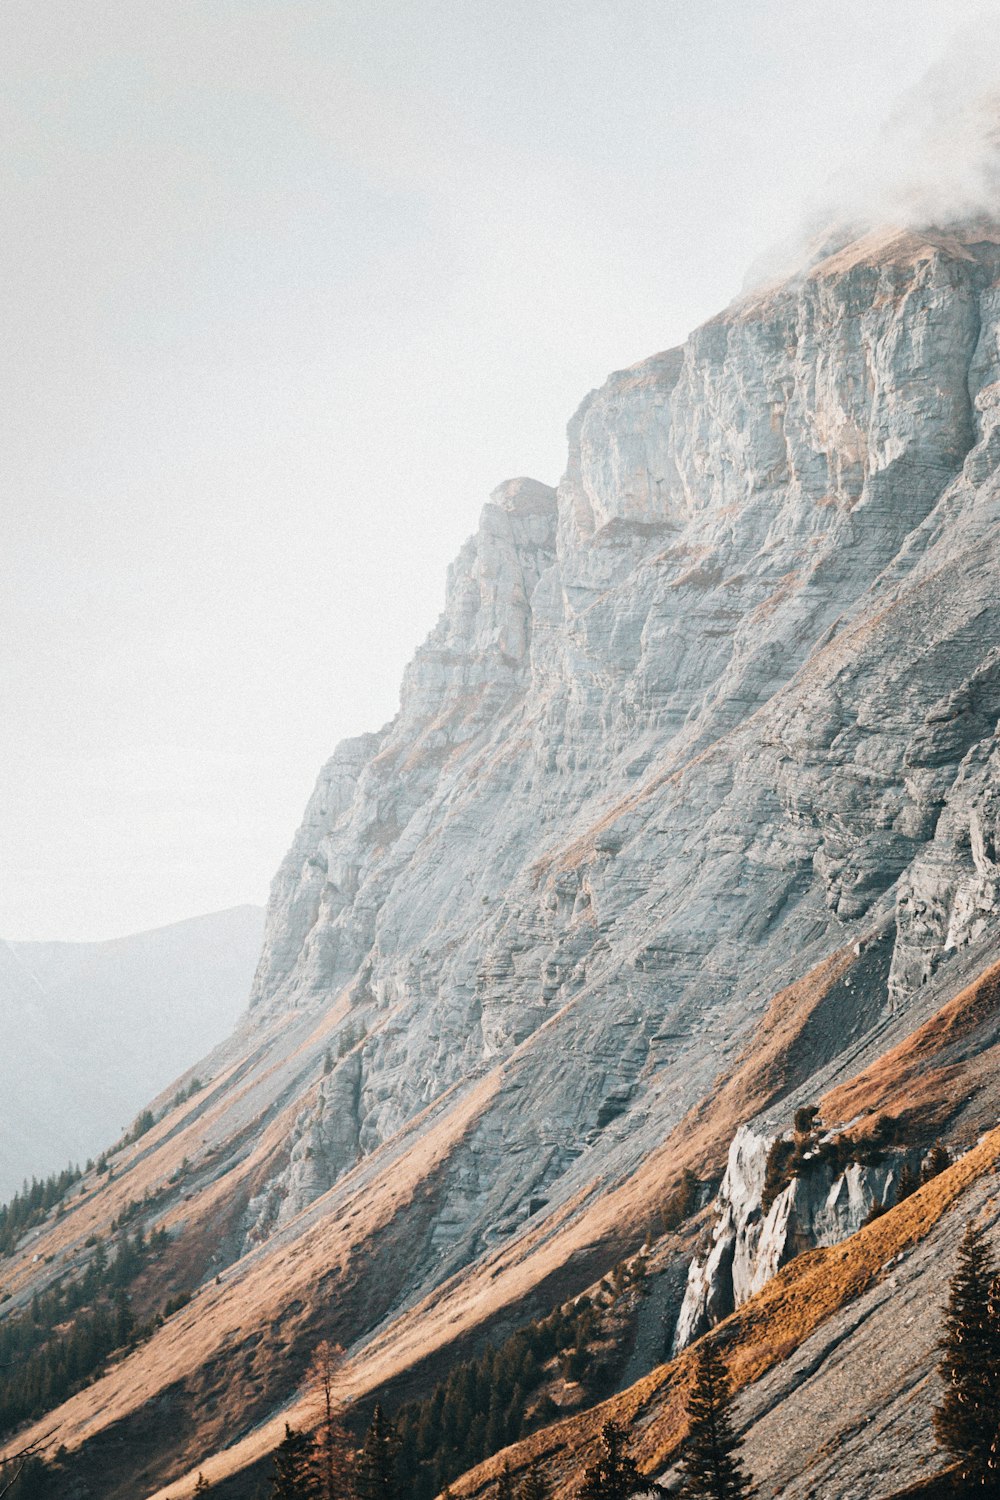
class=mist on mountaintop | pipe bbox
[748,11,1000,287]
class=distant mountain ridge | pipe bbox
[0,905,264,1197]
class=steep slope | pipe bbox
[7,220,1000,1497]
[241,221,1000,1271]
[0,906,264,1195]
[447,1109,1000,1500]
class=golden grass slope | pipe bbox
[9,936,994,1498]
[450,1121,1000,1499]
[133,944,868,1496]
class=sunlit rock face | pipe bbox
[244,224,1000,1254]
[672,1124,901,1351]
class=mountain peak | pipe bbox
[12,177,1000,1499]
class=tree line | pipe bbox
[254,1203,1000,1500]
[0,1221,175,1437]
[0,1168,82,1259]
[7,1143,999,1499]
[256,1334,753,1500]
[391,1297,604,1498]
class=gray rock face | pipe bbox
[13,220,1000,1500]
[710,1168,1000,1499]
[673,1125,900,1350]
[649,1164,1000,1500]
[242,224,1000,1275]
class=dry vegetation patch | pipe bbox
[451,1123,1000,1499]
[823,957,1000,1129]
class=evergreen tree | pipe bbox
[676,1341,754,1499]
[662,1169,701,1232]
[496,1459,516,1500]
[485,1391,507,1455]
[895,1163,920,1204]
[354,1404,400,1500]
[194,1475,211,1496]
[270,1424,318,1500]
[577,1420,651,1500]
[933,1220,1000,1489]
[518,1464,550,1500]
[922,1144,952,1184]
[113,1288,133,1348]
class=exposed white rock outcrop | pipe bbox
[673,1125,901,1350]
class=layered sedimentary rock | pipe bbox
[10,220,1000,1500]
[245,225,1000,1264]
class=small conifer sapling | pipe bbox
[577,1419,651,1499]
[497,1459,517,1500]
[518,1463,550,1500]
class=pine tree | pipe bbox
[518,1464,550,1500]
[933,1220,1000,1489]
[270,1424,318,1500]
[113,1287,133,1348]
[677,1341,754,1499]
[194,1474,211,1496]
[485,1390,506,1455]
[922,1144,952,1184]
[354,1403,400,1500]
[91,1237,108,1280]
[895,1162,920,1203]
[577,1420,651,1499]
[497,1460,516,1500]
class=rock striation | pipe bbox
[11,218,1000,1500]
[245,224,1000,1268]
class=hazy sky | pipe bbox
[3,0,997,942]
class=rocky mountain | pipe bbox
[0,906,264,1197]
[7,216,1000,1499]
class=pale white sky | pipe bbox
[2,0,996,941]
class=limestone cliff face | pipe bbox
[243,225,1000,1257]
[672,1125,902,1350]
[14,219,1000,1500]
